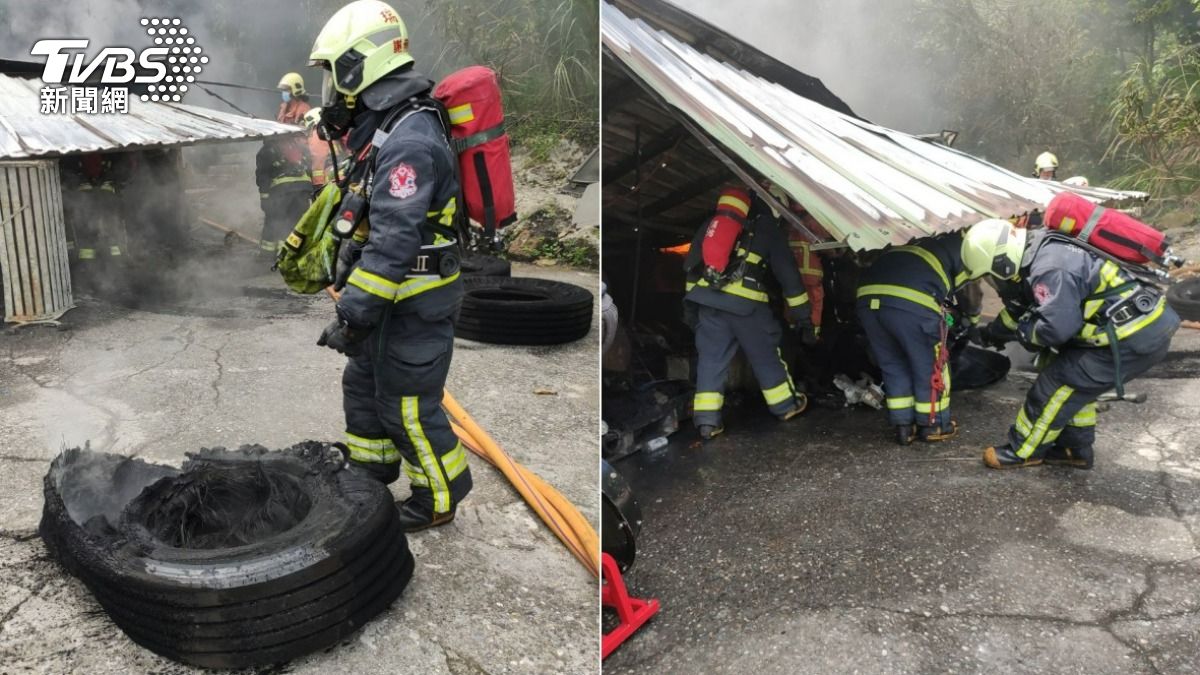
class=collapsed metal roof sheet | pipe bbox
[0,74,302,160]
[602,2,1143,251]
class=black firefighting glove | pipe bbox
[786,306,814,335]
[1015,319,1040,353]
[978,320,1018,350]
[965,323,983,347]
[317,315,370,356]
[799,324,821,348]
[333,239,366,291]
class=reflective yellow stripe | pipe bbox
[1083,297,1167,346]
[394,270,460,301]
[346,433,400,464]
[745,251,763,264]
[967,313,982,326]
[895,245,950,291]
[1016,385,1074,458]
[694,392,724,411]
[1015,407,1033,436]
[786,292,809,308]
[78,248,96,260]
[402,459,430,486]
[686,281,696,292]
[954,270,970,288]
[856,284,941,313]
[447,103,474,124]
[887,396,915,410]
[260,240,277,251]
[720,281,769,303]
[717,194,750,216]
[401,396,452,514]
[1070,404,1097,428]
[348,268,402,300]
[441,442,469,480]
[109,246,122,256]
[762,380,793,406]
[999,308,1018,330]
[270,175,310,188]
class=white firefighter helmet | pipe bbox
[308,0,413,103]
[961,218,1028,280]
[1035,151,1059,172]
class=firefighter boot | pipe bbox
[920,420,959,443]
[983,444,1043,469]
[698,424,724,441]
[895,424,916,446]
[1044,445,1094,469]
[396,488,457,532]
[776,393,809,421]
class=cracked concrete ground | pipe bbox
[0,258,599,674]
[605,330,1200,675]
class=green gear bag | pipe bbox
[274,183,342,294]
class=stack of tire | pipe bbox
[40,443,413,669]
[457,252,594,346]
[1168,276,1200,322]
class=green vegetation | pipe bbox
[909,0,1200,212]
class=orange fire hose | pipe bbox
[443,390,600,578]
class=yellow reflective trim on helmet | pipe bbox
[717,194,750,216]
[856,284,941,314]
[447,103,474,125]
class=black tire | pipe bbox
[1167,277,1200,321]
[454,276,594,345]
[39,443,414,669]
[460,252,511,277]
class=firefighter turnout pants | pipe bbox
[692,303,800,427]
[341,306,472,514]
[260,182,313,254]
[857,303,951,429]
[1007,319,1176,459]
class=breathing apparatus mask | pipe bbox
[317,68,357,141]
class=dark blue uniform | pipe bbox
[1000,234,1178,460]
[685,212,810,429]
[856,232,978,432]
[335,73,470,516]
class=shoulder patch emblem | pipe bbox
[388,162,418,199]
[1033,282,1052,305]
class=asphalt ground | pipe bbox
[0,256,600,674]
[604,328,1200,675]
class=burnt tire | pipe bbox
[460,252,512,277]
[39,444,413,669]
[1167,277,1200,322]
[454,276,594,345]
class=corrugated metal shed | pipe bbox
[0,74,302,160]
[602,2,1144,251]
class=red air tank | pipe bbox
[701,187,752,273]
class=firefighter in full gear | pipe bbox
[310,0,470,531]
[61,153,130,283]
[683,187,813,441]
[784,205,830,346]
[856,232,980,445]
[1034,151,1058,180]
[961,219,1180,469]
[277,72,312,124]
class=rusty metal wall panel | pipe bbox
[0,160,73,323]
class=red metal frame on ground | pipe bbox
[601,552,660,659]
